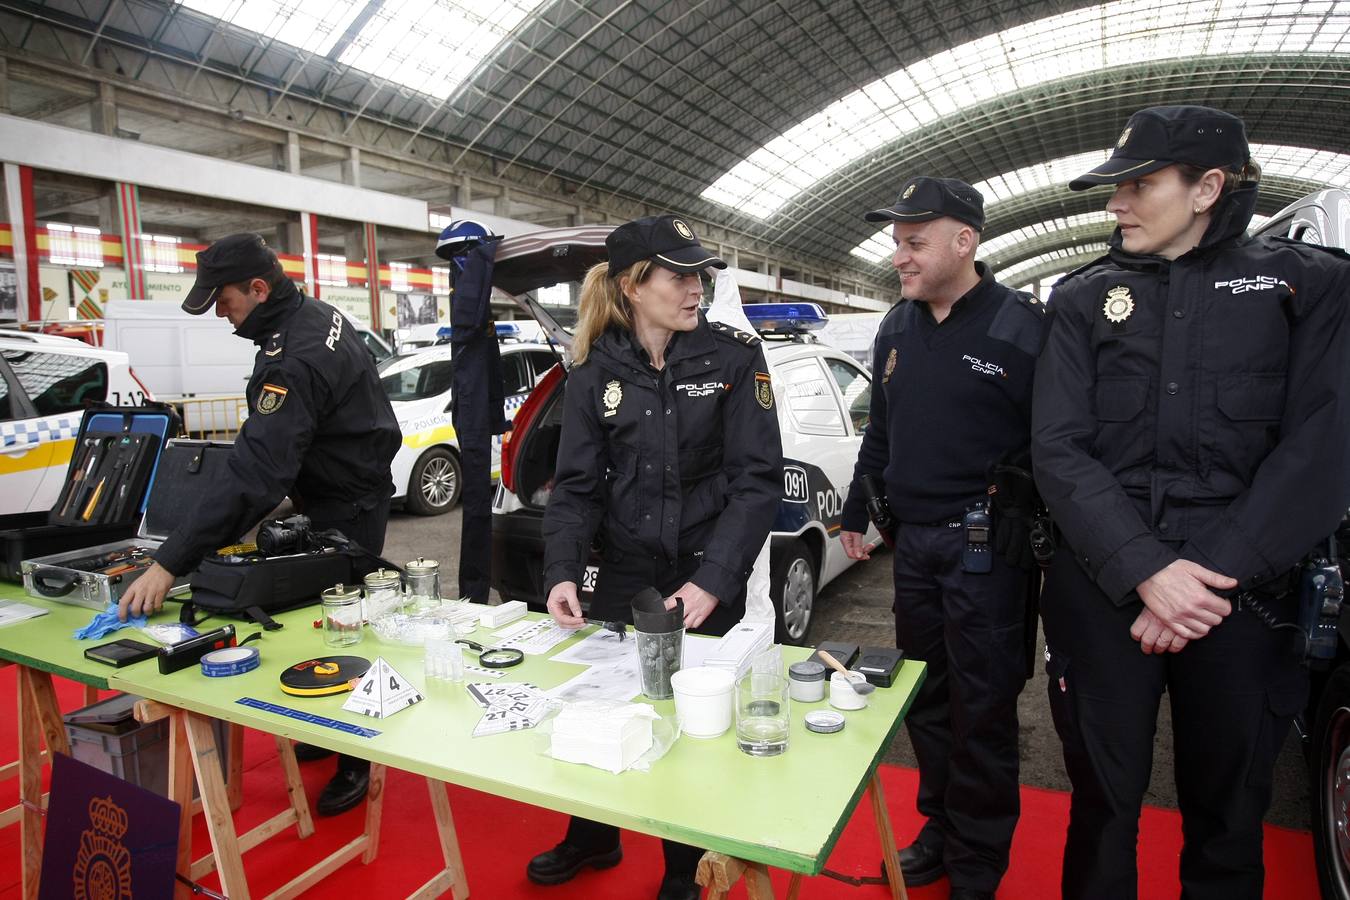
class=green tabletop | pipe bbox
[3,580,923,875]
[0,581,125,688]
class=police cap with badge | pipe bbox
[1068,105,1250,190]
[864,176,985,231]
[181,232,283,315]
[606,214,728,274]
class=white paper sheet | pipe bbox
[546,658,642,703]
[551,628,638,667]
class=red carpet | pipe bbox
[0,669,1318,898]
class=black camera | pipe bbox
[256,514,315,556]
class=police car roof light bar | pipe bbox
[742,302,828,335]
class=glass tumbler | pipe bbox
[735,672,790,757]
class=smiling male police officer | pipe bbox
[839,178,1047,900]
[118,232,400,816]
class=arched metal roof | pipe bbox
[6,0,1350,284]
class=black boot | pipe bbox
[526,839,623,885]
[315,768,369,816]
[881,839,946,887]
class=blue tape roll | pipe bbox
[201,646,260,677]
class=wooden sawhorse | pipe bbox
[137,700,471,899]
[696,771,908,900]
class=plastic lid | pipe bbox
[788,660,827,682]
[670,666,736,696]
[804,710,846,734]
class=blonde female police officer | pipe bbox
[532,215,782,900]
[1033,105,1350,899]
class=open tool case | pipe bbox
[16,439,233,610]
[0,404,181,582]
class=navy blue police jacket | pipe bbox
[1032,185,1350,604]
[155,286,400,575]
[841,263,1047,532]
[542,314,783,607]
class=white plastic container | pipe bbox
[829,671,869,711]
[670,666,736,738]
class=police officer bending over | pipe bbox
[533,215,783,900]
[119,233,401,817]
[840,178,1047,900]
[1034,105,1350,899]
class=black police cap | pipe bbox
[864,176,985,232]
[1069,105,1250,191]
[606,214,727,276]
[181,232,280,315]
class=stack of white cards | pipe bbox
[550,701,657,774]
[704,620,774,679]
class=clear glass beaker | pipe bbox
[320,583,364,648]
[404,557,442,613]
[735,672,790,757]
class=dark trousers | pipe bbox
[311,498,390,777]
[1040,551,1308,900]
[891,521,1028,892]
[559,551,743,878]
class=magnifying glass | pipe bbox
[456,639,524,669]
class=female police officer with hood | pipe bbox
[529,215,782,900]
[1032,105,1350,899]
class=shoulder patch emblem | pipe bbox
[1103,285,1134,324]
[602,380,623,418]
[257,383,288,415]
[883,347,897,383]
[754,372,773,410]
[264,332,284,357]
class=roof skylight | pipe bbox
[179,0,365,56]
[704,0,1350,219]
[179,0,547,100]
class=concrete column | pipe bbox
[4,163,38,319]
[493,186,510,218]
[340,146,361,188]
[300,212,319,298]
[94,181,144,299]
[285,132,302,175]
[0,58,10,115]
[90,82,117,135]
[276,220,304,256]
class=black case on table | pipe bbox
[0,403,181,581]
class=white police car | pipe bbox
[379,330,561,515]
[492,295,882,644]
[0,329,153,516]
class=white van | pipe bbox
[103,300,393,434]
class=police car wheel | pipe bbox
[771,539,816,646]
[407,447,462,515]
[1314,661,1350,900]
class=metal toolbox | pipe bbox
[19,440,233,609]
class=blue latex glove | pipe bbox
[74,602,146,640]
